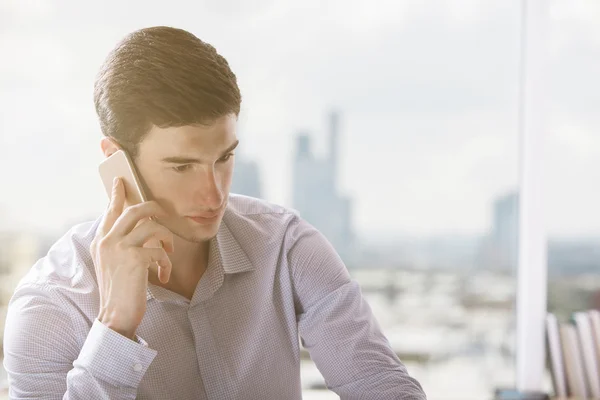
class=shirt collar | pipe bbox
[146,207,254,302]
[215,211,254,275]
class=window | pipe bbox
[0,1,525,398]
[546,1,600,340]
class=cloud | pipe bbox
[1,0,600,238]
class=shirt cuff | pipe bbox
[74,319,158,388]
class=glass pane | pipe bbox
[545,1,600,397]
[0,1,521,398]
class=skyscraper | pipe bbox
[478,191,519,270]
[492,191,519,269]
[292,111,355,262]
[230,136,263,199]
[231,158,262,199]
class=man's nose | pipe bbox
[193,167,223,210]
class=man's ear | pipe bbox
[100,137,122,158]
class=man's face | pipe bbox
[133,114,238,243]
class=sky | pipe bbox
[1,0,600,239]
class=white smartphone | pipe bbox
[98,149,163,250]
[99,149,148,208]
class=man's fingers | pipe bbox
[157,260,172,284]
[125,219,175,252]
[141,248,172,283]
[110,201,169,238]
[98,177,125,236]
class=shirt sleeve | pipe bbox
[3,283,157,399]
[287,217,428,400]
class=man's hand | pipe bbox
[90,177,175,340]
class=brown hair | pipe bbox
[93,26,242,159]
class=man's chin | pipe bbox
[158,216,221,244]
[184,216,222,242]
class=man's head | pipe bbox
[95,26,241,242]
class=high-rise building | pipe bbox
[493,191,519,269]
[292,111,355,263]
[230,137,263,199]
[231,159,262,199]
[478,191,519,270]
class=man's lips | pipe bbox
[186,210,222,224]
[188,213,219,219]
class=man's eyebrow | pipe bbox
[221,140,240,156]
[161,140,240,164]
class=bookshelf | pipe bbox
[545,310,600,400]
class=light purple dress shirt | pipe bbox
[3,194,426,399]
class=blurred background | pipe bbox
[2,0,600,399]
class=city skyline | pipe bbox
[291,111,355,261]
[3,1,600,239]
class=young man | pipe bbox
[3,26,426,399]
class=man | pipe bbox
[3,26,427,399]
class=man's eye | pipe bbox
[173,164,193,173]
[219,153,234,163]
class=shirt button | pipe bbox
[133,363,143,372]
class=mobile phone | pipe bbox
[98,150,163,250]
[99,149,148,208]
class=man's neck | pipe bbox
[149,235,211,300]
[170,235,210,273]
